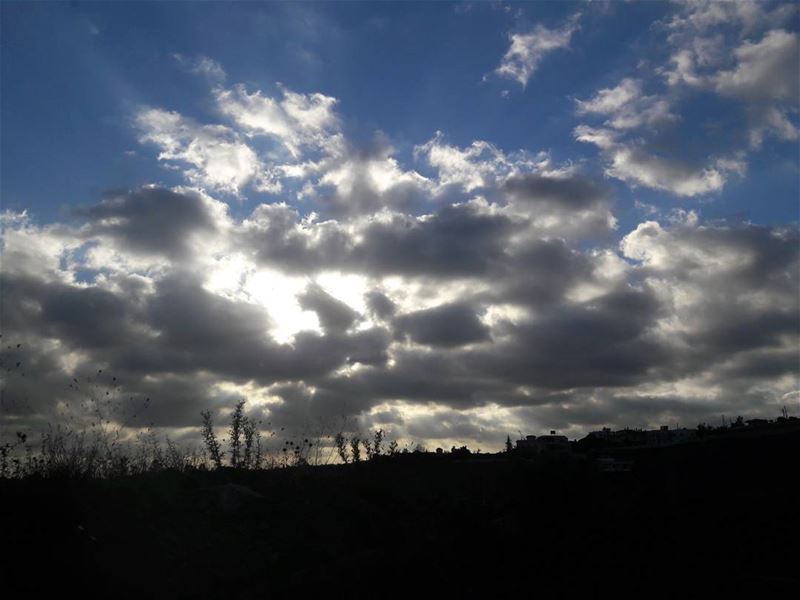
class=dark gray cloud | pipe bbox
[240,203,352,271]
[351,203,520,277]
[298,283,360,333]
[1,273,143,350]
[242,200,521,278]
[1,184,798,449]
[128,274,389,382]
[500,172,617,238]
[393,302,491,347]
[365,290,396,320]
[492,238,595,307]
[503,173,611,210]
[467,287,667,389]
[77,187,221,259]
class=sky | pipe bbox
[1,1,799,452]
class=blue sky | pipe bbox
[4,2,796,228]
[1,1,799,449]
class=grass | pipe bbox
[0,377,401,478]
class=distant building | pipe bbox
[586,425,696,448]
[590,427,613,440]
[516,431,570,454]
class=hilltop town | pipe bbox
[504,412,800,472]
[517,411,799,453]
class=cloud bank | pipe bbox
[2,4,798,451]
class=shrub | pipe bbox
[242,416,262,469]
[361,437,373,461]
[228,400,246,468]
[200,409,224,469]
[334,432,349,464]
[372,428,385,457]
[350,436,361,463]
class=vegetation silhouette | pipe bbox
[3,422,798,598]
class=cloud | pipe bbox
[215,83,340,158]
[488,237,596,307]
[663,28,800,145]
[350,202,520,278]
[661,2,799,147]
[365,290,397,320]
[298,283,361,333]
[494,14,580,86]
[664,1,796,39]
[240,199,522,278]
[3,43,798,450]
[713,29,799,146]
[574,125,744,197]
[502,172,617,237]
[503,172,609,210]
[414,131,530,192]
[305,134,433,218]
[77,187,226,260]
[393,302,491,348]
[135,108,273,195]
[2,194,798,447]
[574,5,797,198]
[602,145,726,197]
[468,287,666,390]
[575,78,676,130]
[173,54,227,82]
[621,219,800,376]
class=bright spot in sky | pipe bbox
[245,269,319,344]
[206,261,371,343]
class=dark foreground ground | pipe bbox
[2,429,798,599]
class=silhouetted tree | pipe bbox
[388,440,399,456]
[242,416,260,469]
[350,436,361,463]
[362,437,373,460]
[334,432,349,463]
[505,435,513,453]
[200,410,223,468]
[372,428,385,457]
[228,400,246,468]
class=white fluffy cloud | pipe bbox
[714,29,799,146]
[215,84,340,157]
[575,78,676,130]
[136,108,273,195]
[661,0,799,147]
[414,131,550,193]
[572,3,797,198]
[573,72,730,197]
[573,125,740,197]
[663,28,799,147]
[494,14,580,87]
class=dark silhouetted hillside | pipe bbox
[2,426,798,598]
